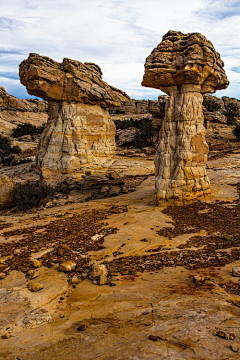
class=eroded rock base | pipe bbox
[155,85,211,205]
[36,102,116,183]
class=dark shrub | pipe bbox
[11,145,22,154]
[233,124,240,140]
[0,135,12,155]
[114,117,160,149]
[11,182,55,211]
[12,123,46,138]
[225,102,240,124]
[203,97,222,112]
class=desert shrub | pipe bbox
[12,123,46,138]
[11,182,55,210]
[203,97,222,112]
[225,102,240,124]
[233,124,240,140]
[114,117,160,149]
[11,145,22,154]
[0,134,12,155]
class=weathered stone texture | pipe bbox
[19,54,129,181]
[37,102,116,181]
[19,54,129,107]
[142,31,229,204]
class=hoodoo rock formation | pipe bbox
[142,31,229,204]
[19,54,129,182]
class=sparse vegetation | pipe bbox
[203,96,222,112]
[114,117,160,149]
[11,182,55,211]
[225,102,240,124]
[0,135,24,167]
[12,123,46,138]
[233,124,240,140]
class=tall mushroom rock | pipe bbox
[142,31,229,204]
[19,54,130,182]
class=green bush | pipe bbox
[11,182,55,211]
[233,124,240,140]
[12,123,46,138]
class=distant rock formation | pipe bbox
[108,96,167,125]
[0,87,47,136]
[142,30,229,204]
[19,54,130,182]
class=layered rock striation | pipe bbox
[0,87,47,136]
[142,31,229,204]
[19,54,129,181]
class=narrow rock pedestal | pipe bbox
[155,84,211,204]
[142,30,229,204]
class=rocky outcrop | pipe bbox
[19,54,129,182]
[142,31,229,204]
[108,96,167,120]
[0,87,47,136]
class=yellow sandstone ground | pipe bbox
[0,152,239,359]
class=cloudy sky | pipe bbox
[0,0,240,100]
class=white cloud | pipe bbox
[0,0,239,99]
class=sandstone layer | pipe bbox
[142,31,229,204]
[19,54,129,182]
[0,86,47,136]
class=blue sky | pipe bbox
[0,0,239,100]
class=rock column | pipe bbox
[155,85,211,204]
[142,31,229,204]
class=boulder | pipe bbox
[142,31,229,204]
[0,175,15,210]
[89,264,108,285]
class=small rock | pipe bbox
[232,267,240,277]
[144,322,152,326]
[57,244,70,256]
[60,314,65,318]
[100,186,110,194]
[2,334,10,339]
[142,311,150,315]
[32,260,42,268]
[45,201,53,208]
[71,275,80,284]
[230,344,239,352]
[109,186,120,197]
[89,264,108,285]
[193,275,205,286]
[85,170,91,176]
[58,261,76,272]
[27,270,39,279]
[148,335,159,341]
[14,249,21,255]
[0,272,6,279]
[77,324,87,331]
[28,283,43,292]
